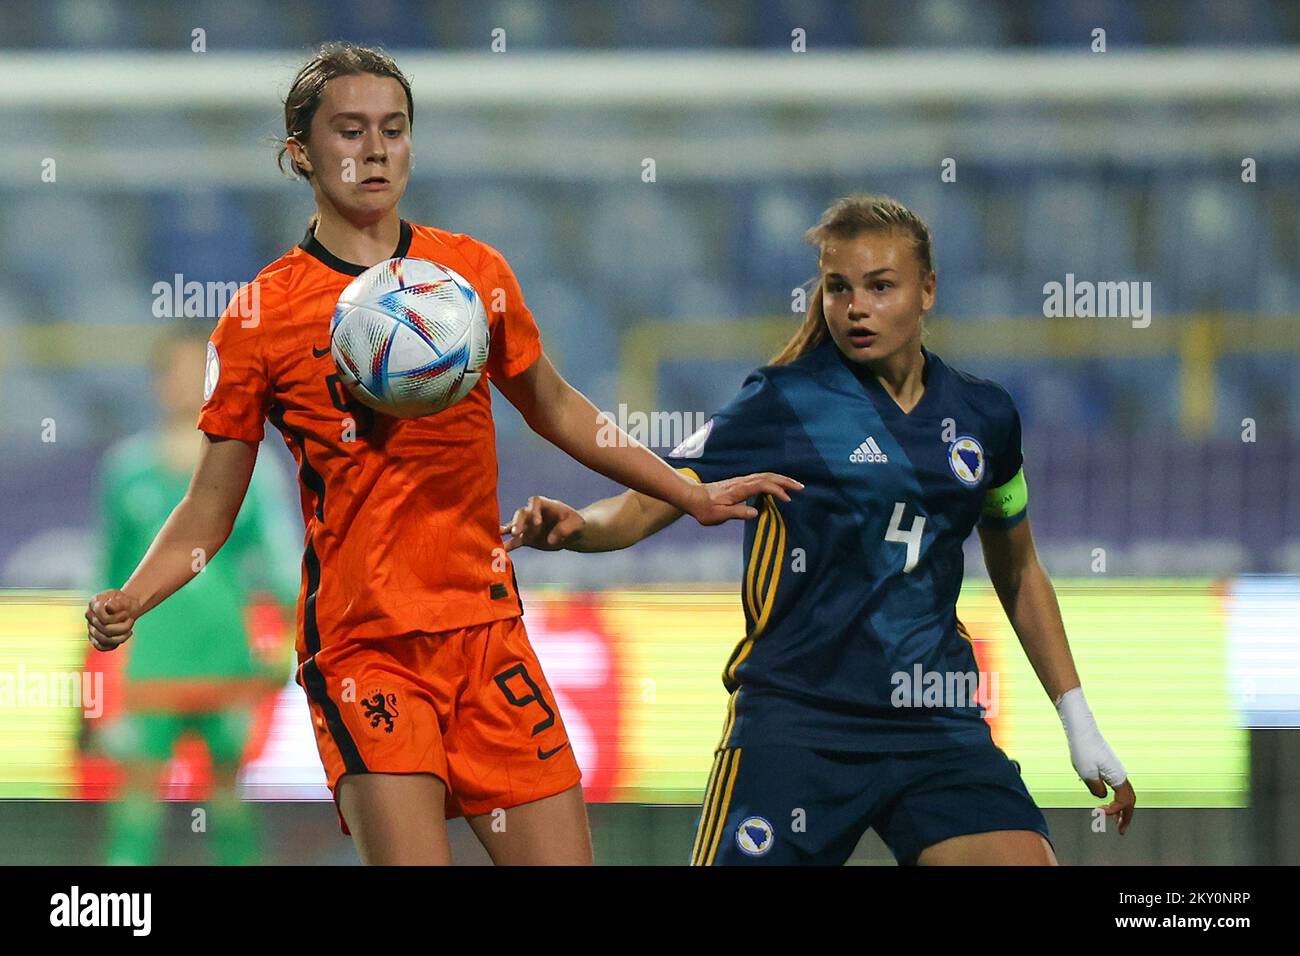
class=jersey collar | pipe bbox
[299,219,413,276]
[828,337,945,419]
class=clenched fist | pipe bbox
[85,589,142,652]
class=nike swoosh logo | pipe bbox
[537,742,569,760]
[312,344,331,357]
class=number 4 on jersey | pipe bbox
[885,501,926,573]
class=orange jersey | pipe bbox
[197,220,541,655]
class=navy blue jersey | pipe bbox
[666,335,1029,752]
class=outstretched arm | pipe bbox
[494,352,798,527]
[503,466,796,554]
[86,434,258,651]
[978,517,1137,834]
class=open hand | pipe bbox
[684,472,804,526]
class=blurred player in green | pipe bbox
[93,324,300,865]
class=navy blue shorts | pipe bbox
[690,740,1051,865]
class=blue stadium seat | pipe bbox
[890,0,1010,48]
[0,283,23,327]
[523,278,619,403]
[1032,0,1149,46]
[933,273,1017,317]
[148,190,260,292]
[1259,273,1300,316]
[44,0,137,48]
[958,163,1027,274]
[659,355,765,429]
[583,186,711,323]
[1020,171,1139,284]
[427,182,559,289]
[1216,353,1297,435]
[0,366,151,451]
[455,0,575,49]
[753,0,851,48]
[904,179,983,282]
[959,358,1107,432]
[1181,0,1283,45]
[245,189,318,265]
[1092,354,1181,431]
[1151,175,1264,312]
[1261,181,1300,279]
[663,276,748,320]
[308,0,421,49]
[1,193,152,323]
[0,0,41,48]
[611,0,731,47]
[185,0,298,49]
[738,183,825,308]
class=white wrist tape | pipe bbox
[1056,687,1127,787]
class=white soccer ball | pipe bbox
[330,257,490,418]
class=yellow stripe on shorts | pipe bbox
[701,748,743,866]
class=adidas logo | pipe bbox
[849,436,888,464]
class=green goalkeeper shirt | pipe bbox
[97,433,301,683]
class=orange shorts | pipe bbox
[295,615,582,835]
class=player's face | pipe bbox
[297,73,411,222]
[819,232,935,366]
[156,340,207,418]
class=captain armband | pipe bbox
[980,467,1028,527]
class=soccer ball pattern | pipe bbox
[330,257,490,419]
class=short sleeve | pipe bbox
[979,397,1028,530]
[196,284,271,443]
[480,244,542,381]
[664,369,788,484]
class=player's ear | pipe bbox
[286,136,313,177]
[920,269,936,313]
